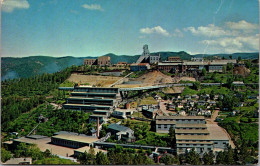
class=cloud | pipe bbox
[226,20,258,32]
[2,0,29,13]
[81,4,104,11]
[140,26,170,37]
[201,34,259,53]
[172,28,183,37]
[185,20,259,53]
[184,24,229,37]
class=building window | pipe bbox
[158,125,161,128]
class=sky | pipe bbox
[1,0,259,57]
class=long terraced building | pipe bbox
[155,116,229,154]
[63,86,121,112]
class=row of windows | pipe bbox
[150,57,159,61]
[178,144,212,146]
[157,119,204,122]
[209,66,223,69]
[178,148,212,151]
[52,138,84,148]
[175,127,207,130]
[157,124,174,129]
[175,119,204,121]
[176,133,208,135]
[178,140,211,142]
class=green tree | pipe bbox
[192,81,201,90]
[223,65,226,73]
[210,90,215,100]
[1,148,12,163]
[160,154,175,165]
[202,151,214,165]
[185,148,201,165]
[227,63,233,71]
[168,126,175,148]
[43,149,51,158]
[226,76,234,89]
[96,152,110,165]
[202,68,207,76]
[224,146,235,165]
[245,60,252,68]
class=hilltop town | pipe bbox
[1,44,258,165]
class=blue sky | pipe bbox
[1,0,259,57]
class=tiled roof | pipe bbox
[108,123,130,132]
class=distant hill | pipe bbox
[1,51,258,80]
[1,56,85,80]
[194,52,259,59]
[151,51,193,61]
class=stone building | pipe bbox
[168,56,181,61]
[84,59,97,65]
[98,56,111,66]
[83,56,111,66]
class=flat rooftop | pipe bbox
[156,120,176,124]
[156,116,176,120]
[52,134,99,144]
[156,116,205,120]
[206,124,229,141]
[114,109,133,112]
[68,97,114,101]
[176,141,213,145]
[76,86,119,90]
[25,135,48,139]
[94,109,111,112]
[4,158,32,164]
[74,146,107,155]
[175,129,209,134]
[13,137,76,157]
[90,114,108,118]
[71,92,117,95]
[176,135,211,141]
[63,104,112,108]
[175,123,207,128]
[172,116,205,120]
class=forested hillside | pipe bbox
[1,66,75,129]
[1,56,84,80]
[194,52,259,59]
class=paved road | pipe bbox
[206,110,219,124]
[206,110,235,148]
[158,100,169,116]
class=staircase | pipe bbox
[136,55,148,64]
[110,72,133,87]
[96,132,111,142]
[27,122,40,136]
